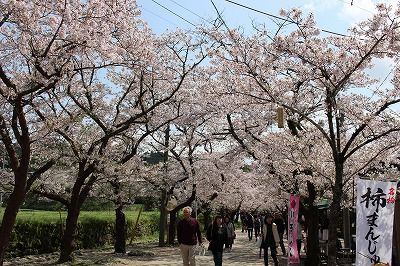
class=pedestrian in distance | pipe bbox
[254,215,261,241]
[273,214,287,256]
[240,213,247,233]
[261,213,280,266]
[177,206,202,266]
[297,219,303,256]
[247,213,254,241]
[224,216,235,251]
[207,214,228,266]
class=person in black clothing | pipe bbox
[207,214,228,266]
[273,215,286,256]
[254,215,261,240]
[240,213,247,232]
[246,213,254,240]
[261,214,280,266]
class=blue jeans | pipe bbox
[212,251,223,266]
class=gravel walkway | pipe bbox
[4,230,289,265]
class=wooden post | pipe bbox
[129,205,143,245]
[277,106,284,128]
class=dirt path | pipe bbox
[5,230,288,265]
[112,230,288,266]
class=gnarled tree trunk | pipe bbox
[327,161,344,266]
[168,209,177,245]
[114,205,126,253]
[158,189,167,247]
[303,181,320,266]
[59,204,80,263]
[0,177,26,266]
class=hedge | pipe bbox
[4,210,159,258]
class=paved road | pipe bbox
[4,230,290,265]
[113,230,289,266]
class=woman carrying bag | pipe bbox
[261,214,280,266]
[207,214,228,266]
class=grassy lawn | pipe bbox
[0,207,158,223]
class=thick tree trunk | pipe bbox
[393,192,400,265]
[203,210,211,231]
[114,205,126,253]
[305,209,320,266]
[59,204,80,263]
[304,181,320,266]
[168,210,177,245]
[0,181,26,266]
[158,189,167,247]
[327,162,344,266]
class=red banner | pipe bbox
[288,194,300,264]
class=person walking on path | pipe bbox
[207,214,228,266]
[246,213,254,241]
[273,214,287,256]
[240,213,247,233]
[254,215,261,241]
[177,206,202,266]
[224,216,235,251]
[261,214,280,266]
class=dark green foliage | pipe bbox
[76,218,113,249]
[134,197,158,211]
[22,193,64,211]
[4,210,160,258]
[126,212,159,238]
[7,221,62,258]
[22,193,114,211]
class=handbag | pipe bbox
[197,244,206,256]
[256,237,262,248]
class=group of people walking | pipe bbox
[176,206,288,266]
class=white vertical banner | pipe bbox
[356,179,396,266]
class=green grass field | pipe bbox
[0,207,158,222]
[0,207,161,243]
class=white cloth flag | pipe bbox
[356,179,396,266]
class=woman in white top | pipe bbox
[261,214,280,266]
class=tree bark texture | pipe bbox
[58,205,80,263]
[393,192,400,265]
[327,162,344,266]
[168,210,177,245]
[0,178,26,266]
[114,205,126,253]
[158,189,167,247]
[304,181,320,266]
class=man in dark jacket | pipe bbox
[246,213,254,240]
[177,206,202,266]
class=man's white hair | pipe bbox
[183,206,192,213]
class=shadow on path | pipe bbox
[4,230,289,265]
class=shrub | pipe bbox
[4,209,160,258]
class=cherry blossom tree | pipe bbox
[206,4,400,265]
[0,0,153,263]
[30,25,210,261]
